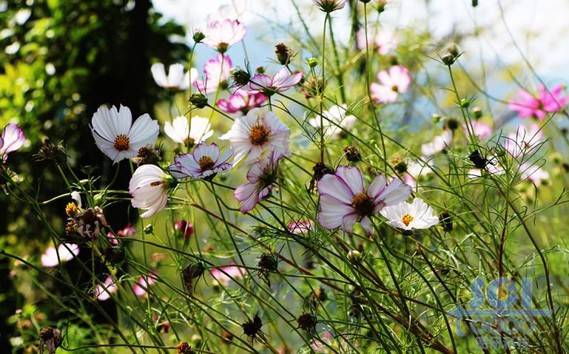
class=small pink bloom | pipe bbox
[194,54,233,94]
[468,121,492,140]
[41,243,80,267]
[370,65,411,104]
[217,89,267,114]
[0,123,25,162]
[202,18,246,52]
[287,220,313,235]
[317,166,412,233]
[356,29,397,54]
[95,275,118,301]
[210,265,246,286]
[509,84,568,120]
[132,272,158,297]
[174,220,194,240]
[118,224,136,237]
[249,68,303,95]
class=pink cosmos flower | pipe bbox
[194,54,233,94]
[0,123,25,162]
[287,220,313,235]
[317,166,412,233]
[169,143,232,180]
[370,65,411,104]
[202,19,246,52]
[356,29,397,54]
[41,243,80,267]
[217,89,267,115]
[509,84,568,120]
[220,108,290,164]
[132,272,158,297]
[174,220,194,240]
[210,265,246,286]
[421,130,452,156]
[95,275,118,301]
[468,121,492,140]
[234,154,281,213]
[107,224,136,245]
[248,68,303,96]
[502,124,544,158]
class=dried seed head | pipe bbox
[344,146,361,163]
[176,342,194,354]
[275,43,293,66]
[242,314,263,340]
[297,313,317,334]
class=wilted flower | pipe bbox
[91,105,159,163]
[370,65,411,104]
[129,164,170,218]
[41,243,80,267]
[309,104,357,139]
[221,109,290,164]
[39,327,62,354]
[164,116,213,146]
[0,123,25,162]
[421,130,452,156]
[380,198,439,232]
[34,139,66,162]
[249,67,303,96]
[234,154,281,212]
[356,29,397,54]
[509,84,568,120]
[132,272,158,297]
[169,143,232,180]
[202,19,246,53]
[194,54,233,94]
[211,265,246,286]
[317,166,412,233]
[217,89,267,115]
[95,275,118,301]
[151,63,197,90]
[313,0,346,12]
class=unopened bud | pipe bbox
[193,31,205,43]
[189,93,208,108]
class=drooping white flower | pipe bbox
[0,123,26,162]
[309,104,357,139]
[164,116,213,145]
[380,198,439,232]
[220,108,290,164]
[129,164,170,218]
[91,105,159,163]
[41,243,80,267]
[151,63,197,90]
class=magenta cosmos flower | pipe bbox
[194,54,233,94]
[169,143,232,180]
[317,166,412,233]
[220,108,290,164]
[509,84,568,120]
[0,123,25,162]
[95,275,118,301]
[248,67,303,96]
[202,18,246,53]
[217,89,267,115]
[211,265,246,286]
[234,154,281,213]
[370,65,411,104]
[132,272,158,297]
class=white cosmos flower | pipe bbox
[91,105,159,163]
[380,198,439,232]
[41,243,80,267]
[164,116,213,145]
[220,108,290,164]
[151,63,197,90]
[520,163,549,186]
[129,164,170,218]
[309,104,357,139]
[421,130,452,156]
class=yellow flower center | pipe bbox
[351,193,374,216]
[113,134,130,151]
[65,202,79,217]
[391,85,399,93]
[198,156,215,171]
[249,124,270,146]
[402,214,414,226]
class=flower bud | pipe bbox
[393,160,408,174]
[472,106,483,119]
[344,146,362,163]
[441,43,461,66]
[175,220,194,240]
[231,68,251,86]
[176,342,194,354]
[189,93,208,108]
[307,57,319,68]
[347,249,362,263]
[275,43,292,66]
[193,31,205,43]
[297,313,317,334]
[144,224,154,234]
[445,118,459,131]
